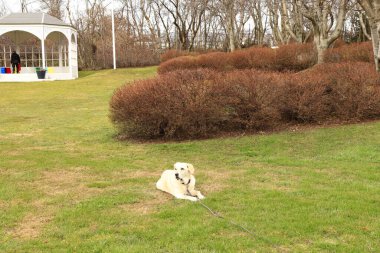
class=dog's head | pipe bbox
[174,162,194,180]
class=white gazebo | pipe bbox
[0,13,78,82]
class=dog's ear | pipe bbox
[187,163,195,174]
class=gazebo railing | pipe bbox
[0,44,69,69]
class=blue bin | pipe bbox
[1,67,5,74]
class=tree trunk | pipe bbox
[370,23,380,71]
[228,26,235,52]
[358,0,380,72]
[226,1,236,52]
[298,0,347,64]
[315,39,328,64]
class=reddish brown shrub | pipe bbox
[220,70,282,129]
[111,62,380,140]
[157,56,199,74]
[110,69,281,139]
[276,43,316,71]
[324,42,372,63]
[244,47,276,70]
[277,62,380,123]
[159,42,373,74]
[158,43,317,74]
[198,52,233,70]
[160,49,199,63]
[331,38,347,48]
[160,49,220,63]
[110,69,226,139]
[158,52,234,74]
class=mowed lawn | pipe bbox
[0,67,379,253]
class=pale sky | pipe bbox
[1,0,116,21]
[1,0,84,13]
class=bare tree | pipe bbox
[74,0,106,68]
[358,0,380,71]
[234,0,251,49]
[296,0,348,64]
[358,6,371,40]
[20,0,32,12]
[267,0,288,45]
[159,0,208,50]
[249,0,267,45]
[38,0,64,19]
[216,0,237,51]
[152,0,175,48]
[281,0,311,43]
[139,0,162,50]
[0,0,7,15]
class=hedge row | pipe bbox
[324,41,373,63]
[158,42,373,74]
[160,49,218,63]
[110,62,380,140]
[158,43,316,74]
[160,49,200,63]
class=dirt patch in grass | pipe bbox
[120,191,171,215]
[9,133,35,137]
[5,130,42,139]
[215,230,250,239]
[8,167,104,240]
[1,150,22,156]
[0,199,23,210]
[250,171,299,192]
[117,170,172,214]
[111,169,160,179]
[0,200,7,209]
[199,169,243,195]
[37,167,103,199]
[10,211,53,240]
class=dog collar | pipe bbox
[175,175,191,185]
[183,179,191,185]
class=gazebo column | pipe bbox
[41,39,46,68]
[69,32,72,77]
[59,43,63,67]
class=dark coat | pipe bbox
[11,52,20,64]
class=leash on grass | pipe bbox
[197,199,255,237]
[197,199,275,245]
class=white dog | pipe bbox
[156,162,205,201]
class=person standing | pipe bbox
[11,51,21,73]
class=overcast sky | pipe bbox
[1,0,83,13]
[1,0,116,21]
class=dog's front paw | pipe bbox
[189,196,199,201]
[198,193,205,200]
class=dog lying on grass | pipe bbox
[156,162,205,201]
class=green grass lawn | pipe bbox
[0,67,379,252]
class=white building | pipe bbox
[0,13,78,82]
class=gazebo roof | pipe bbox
[0,13,71,27]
